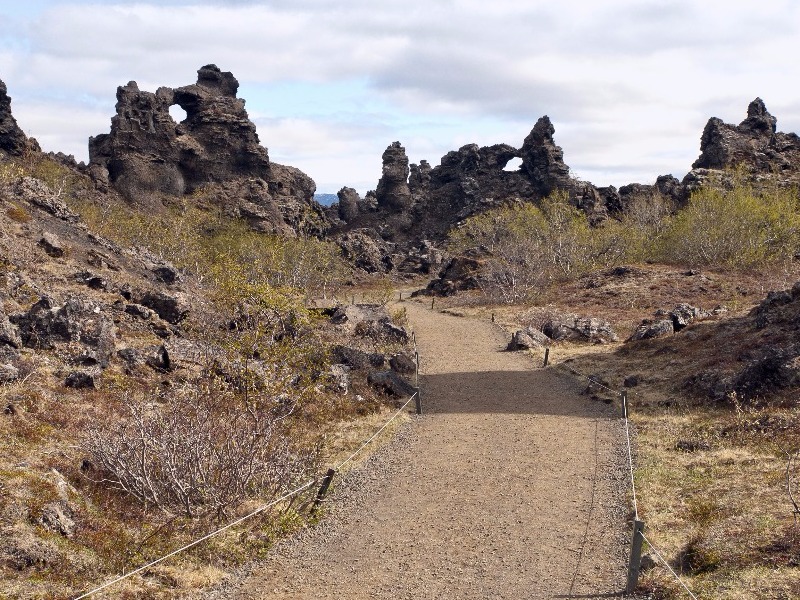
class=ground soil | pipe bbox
[204,300,630,599]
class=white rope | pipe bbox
[640,531,700,600]
[73,388,420,600]
[336,393,417,471]
[71,479,316,600]
[624,412,639,519]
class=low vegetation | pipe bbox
[450,172,800,304]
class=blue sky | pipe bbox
[1,0,799,195]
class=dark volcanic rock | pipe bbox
[88,65,327,234]
[0,79,29,156]
[367,369,416,398]
[628,319,675,341]
[376,142,413,211]
[520,116,572,196]
[337,186,361,223]
[688,98,800,189]
[139,290,190,324]
[12,296,116,364]
[337,229,394,274]
[542,315,618,344]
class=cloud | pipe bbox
[1,0,799,195]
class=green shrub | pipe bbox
[655,175,800,269]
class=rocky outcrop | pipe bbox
[88,65,327,235]
[542,315,618,344]
[627,304,708,342]
[688,98,800,188]
[520,116,572,196]
[376,142,413,211]
[336,229,395,274]
[0,79,29,156]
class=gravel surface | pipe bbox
[202,302,629,599]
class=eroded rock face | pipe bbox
[689,98,800,186]
[520,116,572,196]
[376,142,413,211]
[0,79,29,156]
[89,65,326,234]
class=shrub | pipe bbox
[449,192,634,303]
[655,175,800,269]
[84,377,320,519]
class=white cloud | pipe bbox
[1,0,799,194]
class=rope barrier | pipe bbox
[640,532,700,600]
[72,387,421,600]
[624,409,639,520]
[71,479,317,599]
[547,349,705,597]
[335,393,417,472]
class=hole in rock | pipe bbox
[169,105,188,124]
[503,157,523,172]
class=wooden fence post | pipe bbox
[311,468,336,515]
[431,298,435,310]
[414,351,422,414]
[543,347,550,367]
[626,520,646,594]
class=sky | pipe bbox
[1,0,799,196]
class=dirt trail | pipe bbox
[207,302,628,599]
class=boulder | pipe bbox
[0,363,19,383]
[11,296,117,365]
[38,502,75,538]
[389,353,417,374]
[329,363,350,394]
[38,233,65,258]
[14,177,78,222]
[337,229,394,274]
[139,290,190,324]
[669,304,708,331]
[628,319,675,341]
[542,315,618,344]
[330,345,385,370]
[507,327,550,351]
[64,371,95,389]
[0,315,21,349]
[367,370,416,398]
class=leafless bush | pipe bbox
[84,376,320,519]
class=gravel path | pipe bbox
[204,302,629,599]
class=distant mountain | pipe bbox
[314,193,338,206]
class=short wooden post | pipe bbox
[351,295,355,305]
[415,351,420,388]
[431,298,435,310]
[626,520,646,594]
[491,313,495,323]
[621,389,628,419]
[399,292,402,301]
[311,468,336,515]
[543,347,550,367]
[414,391,422,415]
